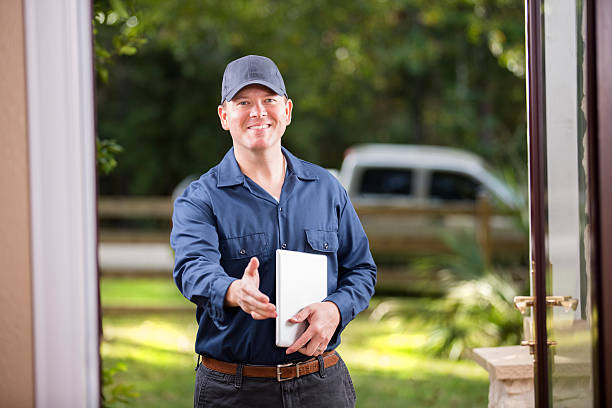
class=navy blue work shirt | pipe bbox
[170,147,377,365]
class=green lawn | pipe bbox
[100,277,191,308]
[101,279,488,407]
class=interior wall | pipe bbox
[0,0,35,406]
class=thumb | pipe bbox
[244,257,260,277]
[289,306,311,323]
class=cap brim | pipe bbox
[222,80,287,103]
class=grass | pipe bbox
[100,277,190,308]
[338,298,488,407]
[101,278,488,407]
[102,314,198,407]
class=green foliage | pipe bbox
[438,230,487,280]
[95,0,527,195]
[93,0,148,84]
[427,273,523,360]
[102,362,140,407]
[94,0,147,176]
[499,165,530,236]
[97,138,124,175]
[425,230,525,359]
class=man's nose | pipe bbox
[249,101,267,117]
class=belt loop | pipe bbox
[234,363,243,389]
[317,355,326,378]
[195,355,201,372]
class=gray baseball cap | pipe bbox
[220,55,288,103]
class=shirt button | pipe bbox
[239,248,246,255]
[281,243,287,249]
[323,242,329,249]
[279,207,283,212]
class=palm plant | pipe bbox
[425,230,525,359]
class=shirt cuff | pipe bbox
[207,275,238,330]
[323,292,354,334]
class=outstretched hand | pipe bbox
[224,257,277,320]
[285,301,340,356]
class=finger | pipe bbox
[242,285,269,304]
[312,341,327,355]
[241,293,272,311]
[297,338,324,356]
[244,257,260,277]
[250,302,277,318]
[302,332,326,356]
[288,306,312,323]
[298,342,325,357]
[285,325,315,354]
[245,308,275,320]
[240,299,276,318]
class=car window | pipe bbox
[429,171,480,202]
[359,168,413,196]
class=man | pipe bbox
[171,55,376,408]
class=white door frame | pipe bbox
[24,0,100,406]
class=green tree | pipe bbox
[97,0,526,195]
[94,2,145,406]
[94,0,147,175]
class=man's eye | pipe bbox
[265,98,276,103]
[238,101,248,106]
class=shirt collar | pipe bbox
[216,146,318,188]
[282,146,318,181]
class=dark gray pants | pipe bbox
[194,353,356,408]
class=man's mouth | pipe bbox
[248,124,271,130]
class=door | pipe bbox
[526,0,597,406]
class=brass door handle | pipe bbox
[521,340,557,355]
[546,296,579,312]
[513,295,579,314]
[513,296,534,314]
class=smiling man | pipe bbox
[171,55,377,408]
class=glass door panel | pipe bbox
[541,0,594,405]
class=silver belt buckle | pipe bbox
[276,362,295,382]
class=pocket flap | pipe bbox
[220,232,267,259]
[305,229,339,252]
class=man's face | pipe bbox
[218,84,293,153]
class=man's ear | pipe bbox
[285,99,293,126]
[218,104,229,130]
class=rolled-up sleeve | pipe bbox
[170,184,237,330]
[324,189,377,335]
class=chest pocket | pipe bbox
[219,232,268,260]
[305,229,339,253]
